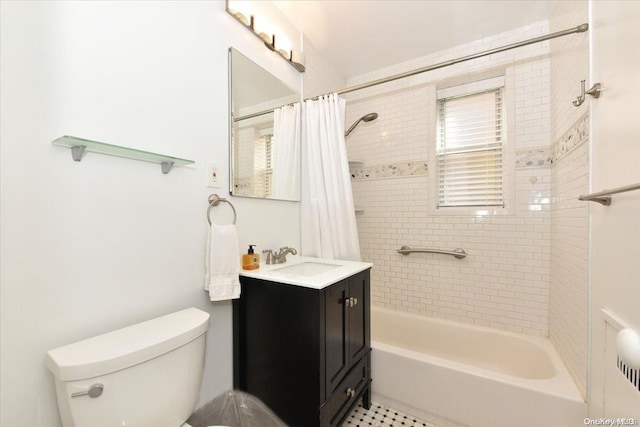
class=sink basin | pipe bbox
[272,262,341,276]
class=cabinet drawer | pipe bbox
[320,355,370,427]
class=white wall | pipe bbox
[0,2,307,425]
[588,0,640,418]
[301,36,346,99]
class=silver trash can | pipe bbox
[187,390,288,427]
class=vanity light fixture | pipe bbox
[226,0,306,73]
[253,15,275,47]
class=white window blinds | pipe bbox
[436,84,504,208]
[253,133,273,198]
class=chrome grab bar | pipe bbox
[578,182,640,206]
[397,246,467,259]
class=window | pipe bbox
[436,79,505,208]
[253,132,273,197]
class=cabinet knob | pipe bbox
[346,387,355,398]
[345,297,359,308]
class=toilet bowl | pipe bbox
[45,308,210,427]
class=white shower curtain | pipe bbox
[272,103,301,200]
[301,94,361,261]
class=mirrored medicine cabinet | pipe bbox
[229,48,301,201]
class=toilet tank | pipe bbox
[45,308,210,427]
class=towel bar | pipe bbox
[207,194,237,225]
[578,182,640,206]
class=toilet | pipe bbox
[45,307,210,427]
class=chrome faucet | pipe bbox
[263,247,297,264]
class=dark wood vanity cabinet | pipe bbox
[233,269,371,427]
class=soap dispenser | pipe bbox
[242,245,260,270]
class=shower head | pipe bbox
[345,112,378,137]
[361,112,378,122]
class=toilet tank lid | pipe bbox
[45,308,210,381]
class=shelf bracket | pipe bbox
[578,183,640,206]
[578,196,612,206]
[161,161,174,174]
[71,145,87,162]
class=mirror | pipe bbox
[229,48,301,201]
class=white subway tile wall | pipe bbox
[550,138,589,398]
[549,2,590,399]
[352,170,552,335]
[346,22,554,336]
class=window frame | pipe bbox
[428,75,515,217]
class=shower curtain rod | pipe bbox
[317,23,588,98]
[234,23,588,122]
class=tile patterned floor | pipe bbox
[343,402,438,427]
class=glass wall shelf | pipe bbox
[52,135,195,174]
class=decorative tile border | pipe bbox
[551,111,589,164]
[515,147,554,168]
[514,112,589,169]
[350,160,428,180]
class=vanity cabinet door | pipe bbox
[347,271,369,367]
[324,278,349,396]
[324,270,371,397]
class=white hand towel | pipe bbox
[204,223,241,301]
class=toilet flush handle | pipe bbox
[71,383,104,398]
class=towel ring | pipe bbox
[207,194,237,225]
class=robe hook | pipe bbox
[573,80,601,107]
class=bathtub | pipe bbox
[371,306,586,427]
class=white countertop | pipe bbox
[239,255,373,290]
